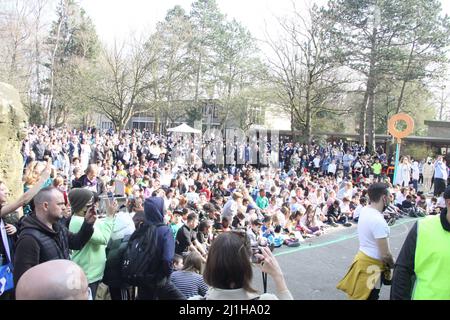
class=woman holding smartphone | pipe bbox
[68,188,117,299]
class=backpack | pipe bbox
[121,223,165,287]
[284,238,300,247]
[102,235,131,288]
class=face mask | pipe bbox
[383,196,390,212]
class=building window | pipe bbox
[101,122,113,130]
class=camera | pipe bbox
[251,242,275,264]
[251,246,263,264]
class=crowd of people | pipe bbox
[0,125,449,300]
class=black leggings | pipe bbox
[328,215,348,224]
[367,287,381,300]
[367,272,386,300]
[434,178,447,196]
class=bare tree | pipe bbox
[0,0,33,93]
[30,0,51,112]
[265,2,350,143]
[89,38,159,131]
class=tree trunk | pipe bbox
[291,102,295,141]
[361,25,378,152]
[46,3,65,127]
[221,78,233,131]
[35,3,43,118]
[359,89,369,147]
[154,106,160,133]
[8,48,17,83]
[305,82,312,144]
[396,40,416,114]
[194,54,202,105]
[366,90,376,153]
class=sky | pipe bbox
[79,0,313,45]
[78,0,450,117]
[80,0,450,46]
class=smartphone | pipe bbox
[251,247,263,264]
[98,195,127,214]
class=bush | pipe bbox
[401,142,434,160]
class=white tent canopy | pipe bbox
[167,123,201,134]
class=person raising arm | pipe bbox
[1,159,52,218]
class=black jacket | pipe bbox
[32,142,46,161]
[390,208,450,300]
[13,214,94,285]
[327,206,342,218]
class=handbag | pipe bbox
[0,262,14,295]
[0,219,14,295]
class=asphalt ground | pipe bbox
[251,217,419,300]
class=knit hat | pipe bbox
[68,188,94,214]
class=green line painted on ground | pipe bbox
[273,218,419,257]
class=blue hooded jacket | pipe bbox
[144,197,174,278]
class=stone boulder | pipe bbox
[0,82,28,211]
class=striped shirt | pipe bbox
[170,271,208,298]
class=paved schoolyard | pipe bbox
[251,217,418,300]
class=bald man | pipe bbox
[14,187,96,285]
[16,260,90,300]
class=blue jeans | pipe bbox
[412,179,418,192]
[343,166,350,176]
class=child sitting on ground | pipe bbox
[416,194,428,215]
[428,197,440,215]
[303,205,322,236]
[402,195,426,218]
[261,216,275,244]
[173,254,184,271]
[353,196,367,223]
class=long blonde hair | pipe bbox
[23,161,44,186]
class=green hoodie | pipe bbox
[69,215,115,284]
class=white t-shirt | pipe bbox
[313,158,321,168]
[395,192,406,206]
[353,204,364,220]
[264,179,274,193]
[328,163,337,174]
[185,192,200,204]
[340,202,351,214]
[357,207,390,260]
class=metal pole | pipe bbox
[393,142,401,185]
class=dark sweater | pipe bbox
[401,200,414,209]
[143,197,175,278]
[390,208,450,300]
[13,214,94,285]
[327,206,342,218]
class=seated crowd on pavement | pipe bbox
[0,125,448,300]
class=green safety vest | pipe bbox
[413,216,450,300]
